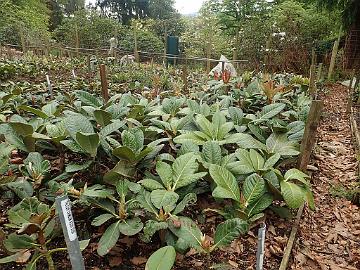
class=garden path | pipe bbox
[290,84,360,270]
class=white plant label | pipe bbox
[60,198,77,241]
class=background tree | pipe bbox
[309,0,360,29]
[47,0,64,31]
[96,0,150,25]
[0,0,50,47]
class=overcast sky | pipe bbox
[85,0,204,14]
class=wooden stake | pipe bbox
[328,31,341,80]
[347,69,355,114]
[206,42,211,74]
[164,22,168,66]
[298,100,324,171]
[134,30,139,63]
[87,55,91,72]
[278,204,305,270]
[279,100,323,270]
[309,64,316,97]
[182,58,188,93]
[99,64,109,102]
[75,23,80,58]
[348,69,356,91]
[317,63,323,81]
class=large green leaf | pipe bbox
[142,220,168,243]
[122,128,144,153]
[145,246,176,270]
[169,217,204,252]
[229,133,267,150]
[280,181,306,209]
[42,102,58,117]
[202,141,222,165]
[113,146,136,161]
[139,179,165,191]
[104,160,136,184]
[18,105,49,119]
[75,90,103,107]
[173,193,197,215]
[242,174,266,207]
[118,217,143,236]
[249,149,264,171]
[22,153,50,185]
[156,161,173,189]
[4,233,37,251]
[136,190,158,216]
[9,122,33,136]
[171,153,206,190]
[97,221,121,256]
[76,132,99,157]
[227,149,255,175]
[209,165,241,202]
[174,132,208,145]
[266,133,300,156]
[94,109,112,127]
[64,113,94,140]
[263,153,281,170]
[253,103,286,123]
[212,111,227,138]
[60,139,86,154]
[65,161,92,173]
[284,168,309,186]
[99,120,124,137]
[246,193,273,217]
[196,114,214,138]
[228,107,243,125]
[213,218,248,249]
[91,214,114,226]
[150,190,179,212]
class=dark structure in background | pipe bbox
[166,35,179,66]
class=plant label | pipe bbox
[256,223,266,270]
[46,74,52,97]
[72,69,76,78]
[60,198,77,241]
[55,195,85,270]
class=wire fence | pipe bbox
[0,40,346,76]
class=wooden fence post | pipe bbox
[317,63,323,81]
[279,100,324,270]
[99,64,109,102]
[328,30,341,80]
[298,100,324,171]
[347,69,355,114]
[134,30,139,63]
[309,48,317,96]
